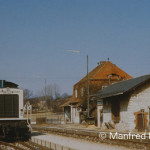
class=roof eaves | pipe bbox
[100,92,124,98]
[96,74,150,99]
[126,76,150,93]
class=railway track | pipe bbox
[32,126,150,150]
[0,140,41,150]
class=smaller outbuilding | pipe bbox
[95,74,150,132]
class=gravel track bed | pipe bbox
[0,141,42,150]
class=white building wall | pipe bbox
[97,105,103,128]
[100,98,130,130]
[71,106,80,123]
[127,86,150,131]
[99,86,150,131]
[102,102,111,124]
[117,98,130,131]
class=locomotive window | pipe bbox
[0,94,19,118]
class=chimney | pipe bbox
[100,61,107,66]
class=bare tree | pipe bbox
[23,89,33,100]
[46,85,53,97]
[35,83,61,111]
[61,93,69,98]
[53,83,60,99]
[36,84,53,98]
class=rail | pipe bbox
[0,140,43,150]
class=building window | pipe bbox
[102,86,107,89]
[97,100,103,105]
[81,87,84,97]
[75,89,78,98]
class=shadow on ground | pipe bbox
[31,131,45,136]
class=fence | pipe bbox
[46,118,63,124]
[31,112,65,124]
[31,137,76,150]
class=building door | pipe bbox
[137,114,145,131]
[111,100,120,123]
[134,110,148,131]
[100,109,103,127]
[64,106,71,123]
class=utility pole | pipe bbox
[87,55,89,118]
[45,79,47,118]
[68,50,89,118]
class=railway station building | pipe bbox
[95,74,150,132]
[62,60,132,124]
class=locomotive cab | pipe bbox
[0,80,31,140]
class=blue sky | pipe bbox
[0,0,150,95]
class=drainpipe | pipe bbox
[141,109,145,130]
[148,106,150,128]
[87,55,89,118]
[71,105,73,123]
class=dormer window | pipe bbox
[108,73,120,80]
[102,86,107,89]
[81,87,84,97]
